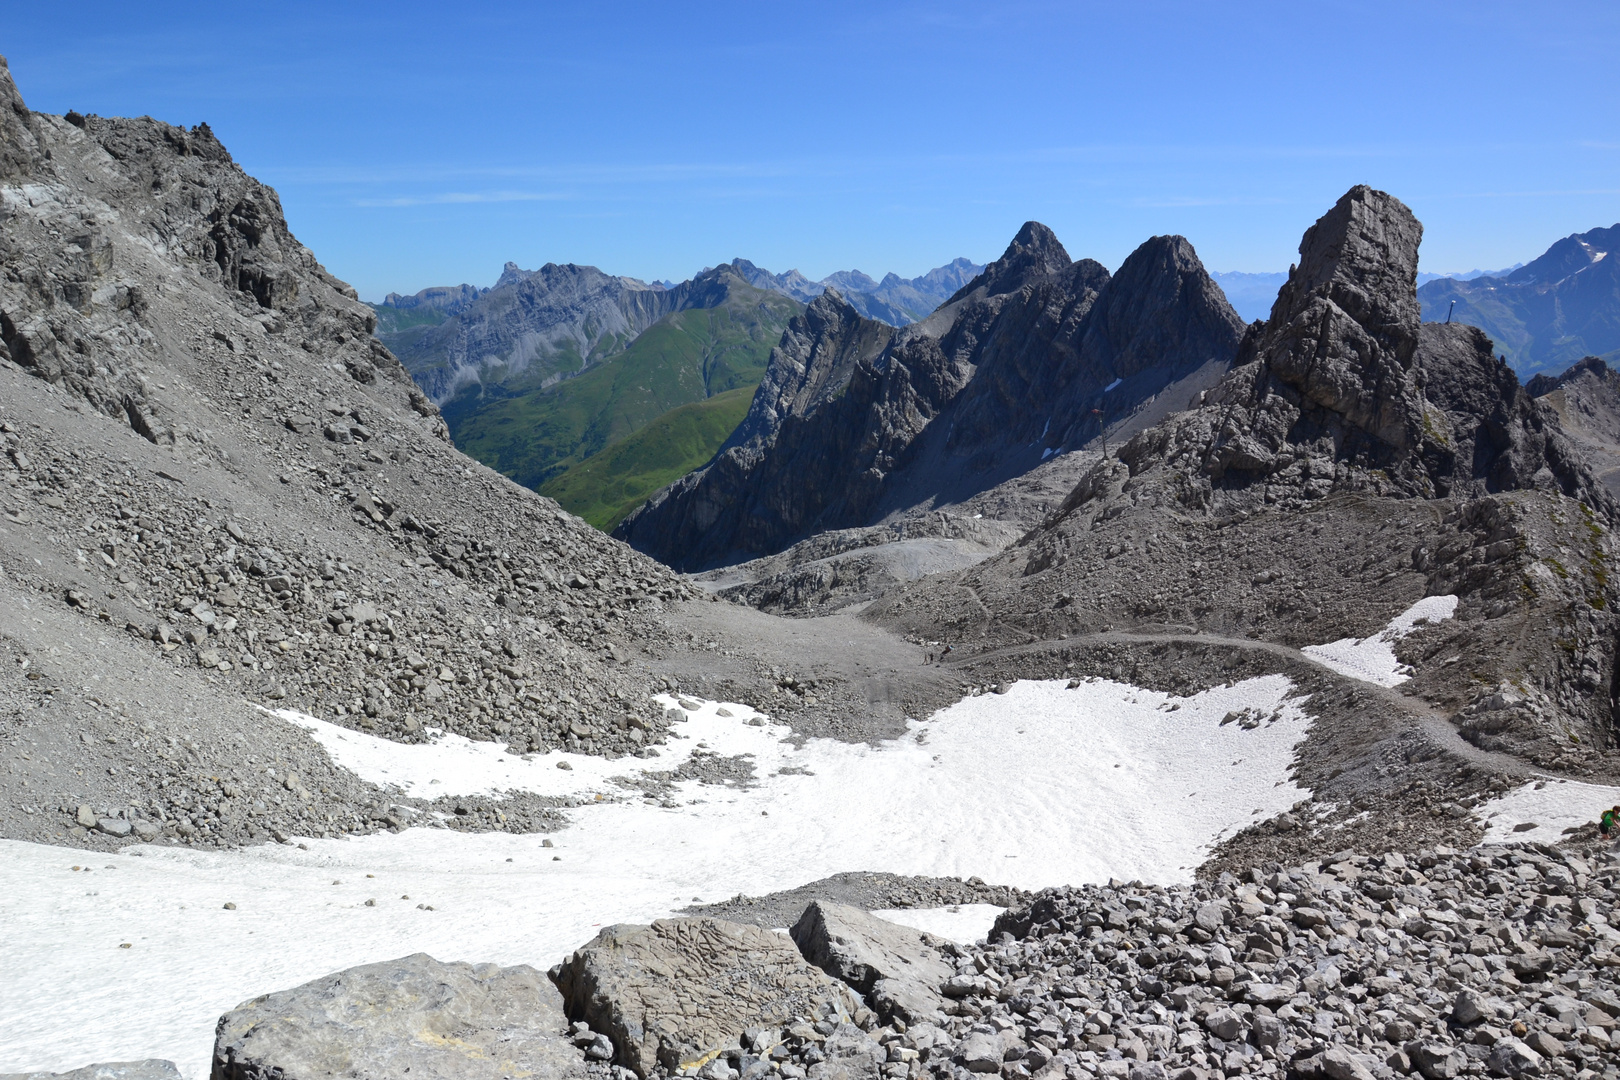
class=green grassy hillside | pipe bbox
[540,385,757,530]
[444,286,799,491]
[372,305,454,367]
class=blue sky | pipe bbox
[5,1,1618,300]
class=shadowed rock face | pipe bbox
[1526,356,1620,501]
[0,55,44,182]
[617,222,1244,572]
[1255,186,1426,461]
[722,289,896,453]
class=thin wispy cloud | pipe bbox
[351,191,574,208]
[1442,188,1620,200]
[1121,195,1292,209]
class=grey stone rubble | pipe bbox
[191,843,1620,1080]
[917,843,1620,1080]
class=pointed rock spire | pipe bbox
[945,221,1072,305]
[1256,185,1427,455]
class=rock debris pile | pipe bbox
[0,51,772,852]
[927,844,1620,1080]
[184,844,1619,1080]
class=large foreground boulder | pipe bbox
[790,902,950,1024]
[1,1064,181,1080]
[211,953,586,1080]
[553,918,866,1078]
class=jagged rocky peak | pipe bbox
[1254,184,1427,458]
[618,218,1251,572]
[724,287,894,452]
[945,220,1071,304]
[1083,184,1611,519]
[1077,232,1243,380]
[494,261,534,289]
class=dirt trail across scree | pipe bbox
[941,628,1541,779]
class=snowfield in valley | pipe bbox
[0,677,1316,1078]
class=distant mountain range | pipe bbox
[373,223,1620,533]
[723,257,983,325]
[1208,271,1287,323]
[371,255,980,528]
[1419,225,1620,377]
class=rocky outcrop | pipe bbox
[211,953,586,1080]
[0,55,44,183]
[617,223,1243,571]
[1525,356,1620,500]
[865,185,1620,765]
[1098,185,1609,511]
[722,290,896,452]
[552,918,866,1078]
[790,901,951,1025]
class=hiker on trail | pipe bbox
[1602,805,1620,842]
[939,644,953,662]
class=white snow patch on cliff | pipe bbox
[1303,594,1458,687]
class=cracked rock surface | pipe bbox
[211,952,587,1080]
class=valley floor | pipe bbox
[4,676,1318,1078]
[5,675,1617,1079]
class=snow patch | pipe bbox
[0,676,1311,1079]
[1302,595,1458,686]
[1477,777,1620,845]
[873,904,1006,945]
[274,696,768,800]
[1104,377,1123,393]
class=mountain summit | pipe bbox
[614,222,1244,570]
